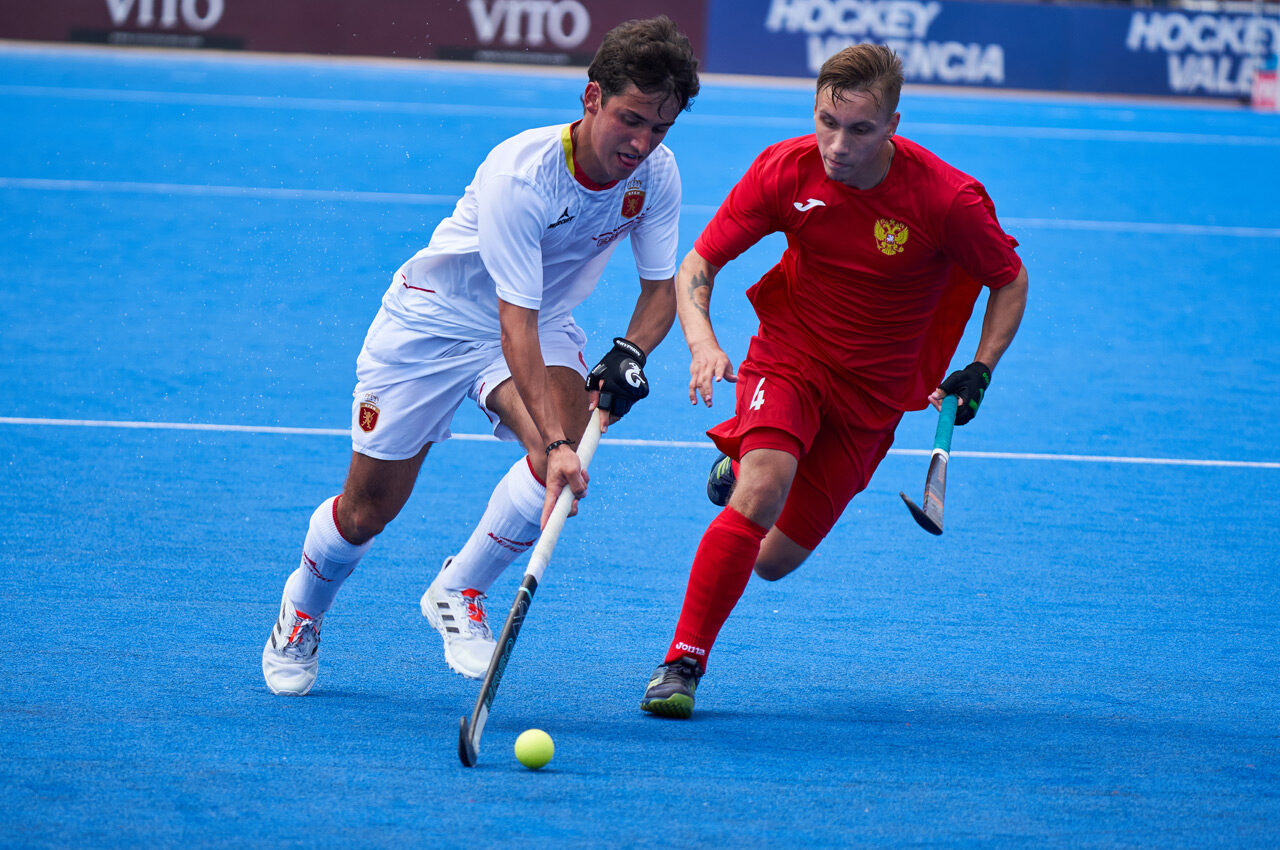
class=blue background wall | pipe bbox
[705,0,1280,98]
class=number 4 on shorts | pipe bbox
[749,377,766,411]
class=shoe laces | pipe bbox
[661,659,701,684]
[283,612,322,659]
[457,590,493,641]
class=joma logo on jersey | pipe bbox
[874,218,910,255]
[621,179,645,219]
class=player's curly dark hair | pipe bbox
[817,44,904,115]
[588,16,700,113]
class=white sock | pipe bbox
[440,457,545,593]
[285,496,373,616]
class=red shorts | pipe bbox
[707,333,903,550]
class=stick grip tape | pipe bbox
[934,394,958,454]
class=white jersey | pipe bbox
[382,123,682,340]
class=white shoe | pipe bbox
[262,589,324,696]
[421,558,496,680]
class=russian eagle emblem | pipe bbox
[874,218,909,255]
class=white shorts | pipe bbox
[349,307,589,460]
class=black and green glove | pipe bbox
[939,361,991,426]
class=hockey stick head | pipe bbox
[900,491,943,535]
[458,716,478,767]
[901,395,956,535]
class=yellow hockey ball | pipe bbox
[514,729,554,770]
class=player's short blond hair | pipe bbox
[816,44,904,116]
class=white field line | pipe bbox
[3,84,1279,147]
[2,177,1276,239]
[904,122,1280,147]
[0,84,578,118]
[999,217,1280,239]
[1,416,1276,469]
[0,176,457,205]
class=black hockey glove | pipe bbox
[939,360,992,426]
[586,337,649,418]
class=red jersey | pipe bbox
[694,135,1022,412]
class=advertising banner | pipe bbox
[0,0,708,67]
[702,0,1280,99]
[4,0,1277,98]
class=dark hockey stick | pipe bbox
[458,411,604,767]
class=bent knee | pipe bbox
[752,532,810,581]
[728,481,790,529]
[753,556,802,582]
[753,561,788,581]
[338,495,399,542]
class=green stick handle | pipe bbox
[934,394,958,454]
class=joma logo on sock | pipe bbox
[674,642,707,657]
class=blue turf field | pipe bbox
[2,42,1279,848]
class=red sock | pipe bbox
[665,506,767,671]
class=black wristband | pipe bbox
[609,337,646,367]
[545,439,574,455]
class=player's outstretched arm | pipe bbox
[930,264,1029,422]
[675,248,736,406]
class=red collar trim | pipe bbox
[562,121,618,191]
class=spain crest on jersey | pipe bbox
[874,218,909,255]
[358,397,380,433]
[621,179,645,219]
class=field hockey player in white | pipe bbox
[262,17,701,694]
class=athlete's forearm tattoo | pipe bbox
[686,270,712,321]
